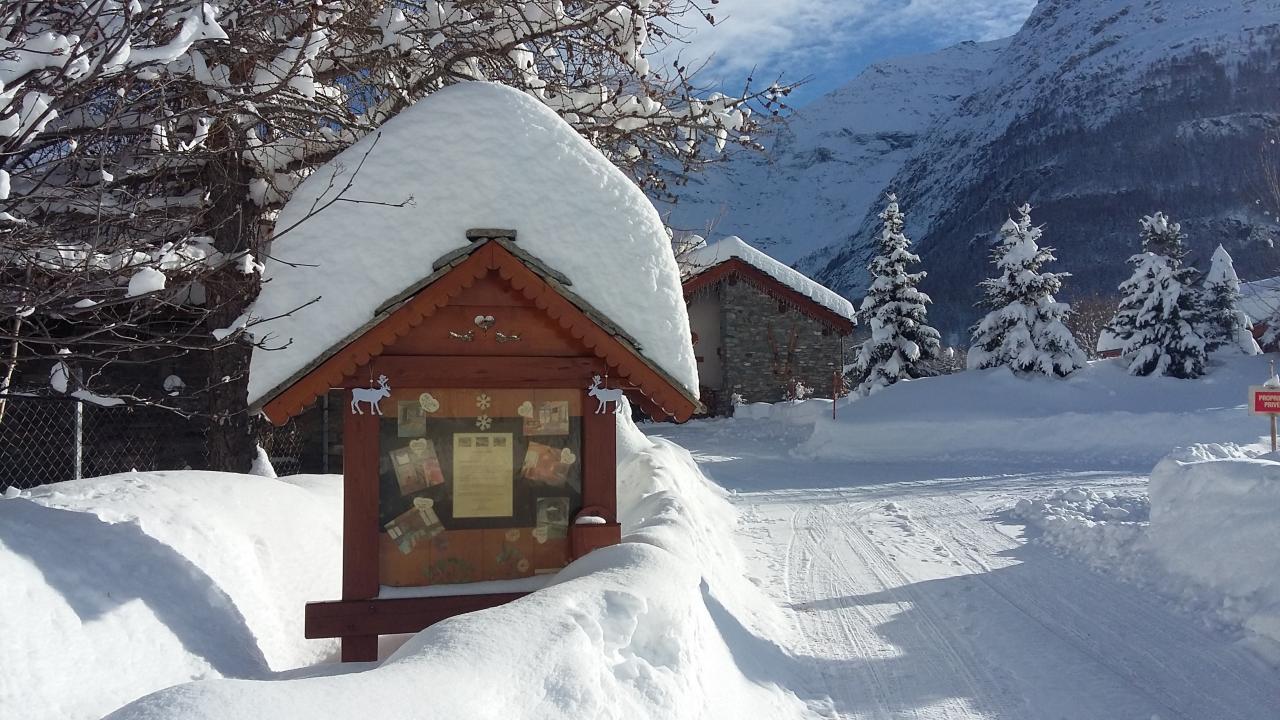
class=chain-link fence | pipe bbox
[0,396,326,490]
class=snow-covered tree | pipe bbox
[0,1,793,465]
[967,204,1085,376]
[1201,245,1261,355]
[850,194,940,395]
[1106,213,1208,378]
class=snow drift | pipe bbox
[801,354,1275,469]
[0,473,342,720]
[3,411,807,720]
[1008,441,1280,665]
[1148,444,1280,661]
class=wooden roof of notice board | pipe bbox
[256,236,700,424]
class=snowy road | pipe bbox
[647,418,1280,720]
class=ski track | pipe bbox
[651,425,1280,720]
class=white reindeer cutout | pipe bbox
[587,375,624,414]
[351,375,391,415]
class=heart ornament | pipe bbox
[560,448,577,465]
[409,438,429,457]
[517,400,534,418]
[419,392,440,413]
[474,315,496,330]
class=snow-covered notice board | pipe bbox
[246,83,698,661]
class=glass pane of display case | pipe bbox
[375,388,583,586]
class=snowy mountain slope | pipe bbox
[655,39,1006,265]
[814,0,1280,334]
[663,0,1280,338]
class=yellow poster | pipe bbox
[452,433,514,518]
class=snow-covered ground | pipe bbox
[6,356,1280,719]
[647,354,1280,718]
[2,407,807,720]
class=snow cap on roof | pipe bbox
[247,82,697,407]
[1239,275,1280,328]
[683,236,857,322]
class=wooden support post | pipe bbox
[1271,413,1276,454]
[339,392,381,662]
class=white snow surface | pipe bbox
[1238,275,1280,328]
[1007,442,1280,665]
[0,472,343,720]
[7,407,805,720]
[651,387,1280,718]
[1149,444,1280,661]
[683,236,856,321]
[248,82,697,407]
[803,354,1274,467]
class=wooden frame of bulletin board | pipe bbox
[261,232,696,662]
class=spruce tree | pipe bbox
[1106,213,1208,378]
[1202,244,1261,355]
[968,204,1086,376]
[852,194,941,395]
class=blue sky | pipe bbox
[672,0,1039,106]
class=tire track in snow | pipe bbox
[905,492,1280,720]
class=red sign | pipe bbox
[1250,386,1280,414]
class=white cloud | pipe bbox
[664,0,1037,79]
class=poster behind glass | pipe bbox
[376,388,583,586]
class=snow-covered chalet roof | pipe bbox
[681,236,857,322]
[1238,276,1280,328]
[247,82,696,408]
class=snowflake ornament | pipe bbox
[475,393,492,410]
[475,414,492,430]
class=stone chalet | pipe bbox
[680,237,857,415]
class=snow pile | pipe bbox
[1006,442,1280,664]
[800,354,1274,468]
[83,408,806,720]
[682,236,856,321]
[734,398,833,424]
[1009,487,1150,571]
[1148,444,1280,660]
[249,81,696,407]
[0,472,342,720]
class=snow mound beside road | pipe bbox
[0,472,343,720]
[4,410,808,720]
[801,354,1274,469]
[1008,442,1280,665]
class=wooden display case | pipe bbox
[256,231,696,661]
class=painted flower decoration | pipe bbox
[516,559,530,573]
[506,528,521,542]
[475,414,492,430]
[475,393,492,410]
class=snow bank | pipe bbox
[733,397,833,424]
[682,236,857,321]
[84,409,806,720]
[800,354,1275,468]
[249,81,697,407]
[1009,487,1150,574]
[1148,444,1280,660]
[0,472,342,720]
[1006,442,1280,664]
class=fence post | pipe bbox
[72,399,83,481]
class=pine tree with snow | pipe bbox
[1106,213,1208,378]
[851,194,941,395]
[1201,245,1261,355]
[967,204,1086,376]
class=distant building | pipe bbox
[680,237,857,415]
